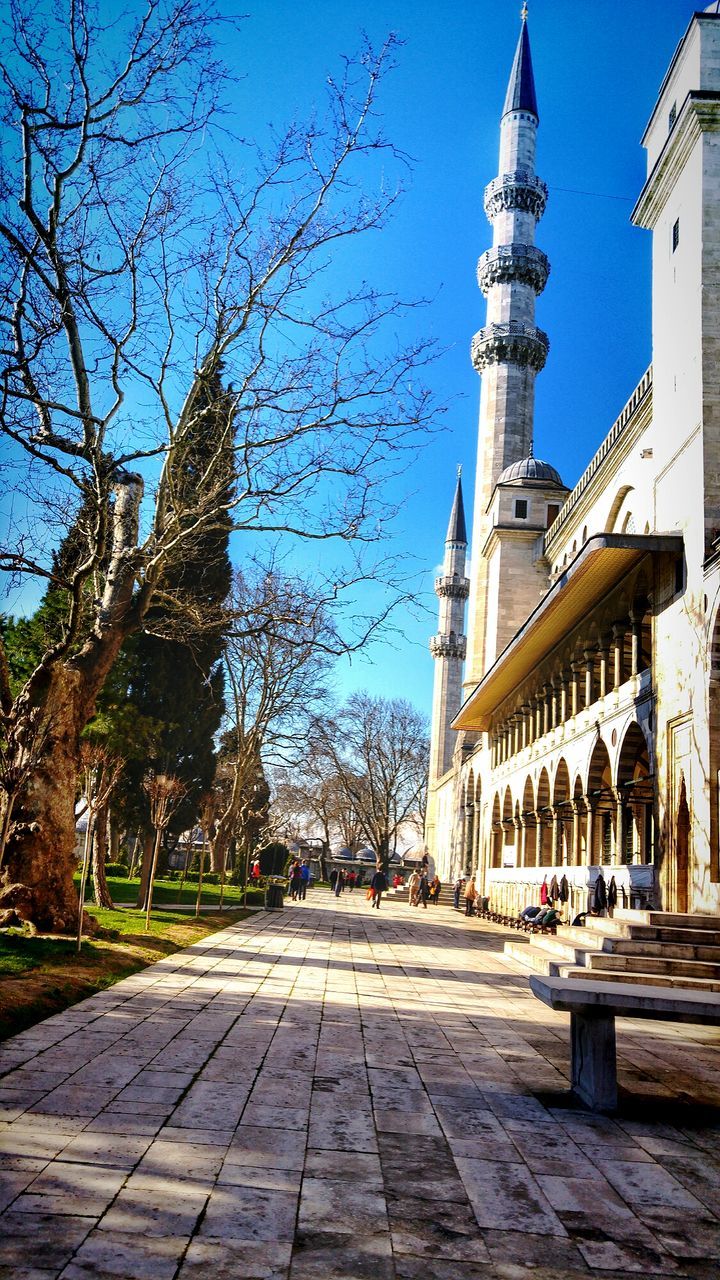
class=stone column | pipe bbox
[572,799,581,866]
[534,813,543,866]
[520,816,528,867]
[521,705,530,749]
[551,807,560,866]
[535,696,543,740]
[598,639,610,699]
[612,623,625,690]
[584,647,595,709]
[630,611,643,677]
[585,800,595,865]
[551,677,561,730]
[560,670,569,723]
[614,789,625,864]
[570,662,580,717]
[543,684,552,736]
[514,816,522,866]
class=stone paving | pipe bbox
[2,892,720,1279]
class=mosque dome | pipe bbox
[497,456,565,487]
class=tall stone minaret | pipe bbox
[464,7,550,689]
[428,473,469,784]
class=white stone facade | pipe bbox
[425,8,720,919]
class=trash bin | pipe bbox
[264,881,284,910]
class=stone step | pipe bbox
[520,934,597,966]
[575,919,720,946]
[555,926,720,962]
[612,908,720,930]
[561,967,720,993]
[504,939,560,974]
[582,952,720,979]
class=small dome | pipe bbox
[497,456,564,487]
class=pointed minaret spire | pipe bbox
[446,471,467,545]
[427,476,470,785]
[503,11,539,121]
[464,11,550,688]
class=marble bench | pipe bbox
[529,975,720,1112]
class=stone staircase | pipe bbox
[505,908,720,991]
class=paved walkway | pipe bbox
[2,892,720,1279]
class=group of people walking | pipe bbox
[287,858,311,900]
[406,870,441,908]
[329,867,358,896]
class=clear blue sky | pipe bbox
[2,1,698,722]
[224,0,693,716]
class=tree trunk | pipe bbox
[136,831,154,910]
[92,803,115,909]
[0,474,143,933]
[0,665,89,932]
[210,837,224,873]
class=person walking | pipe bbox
[408,870,420,906]
[347,870,356,893]
[464,876,477,916]
[334,868,345,898]
[453,876,465,910]
[289,859,303,901]
[418,872,430,909]
[298,859,310,901]
[370,862,388,909]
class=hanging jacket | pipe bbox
[540,878,549,905]
[593,873,607,912]
[607,876,617,909]
[549,875,559,903]
[559,875,569,903]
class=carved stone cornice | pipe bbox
[484,169,548,222]
[477,244,550,296]
[430,633,467,660]
[435,574,470,600]
[633,94,720,230]
[471,322,549,374]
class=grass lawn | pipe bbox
[0,904,251,1043]
[74,874,263,909]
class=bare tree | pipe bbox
[207,567,334,876]
[76,742,124,949]
[143,772,187,931]
[316,693,429,872]
[272,755,364,855]
[0,1,438,930]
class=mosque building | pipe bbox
[425,4,720,920]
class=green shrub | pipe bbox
[203,872,220,885]
[105,863,129,879]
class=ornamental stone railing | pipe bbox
[484,169,548,222]
[430,633,467,659]
[477,243,550,296]
[434,574,470,600]
[471,321,549,374]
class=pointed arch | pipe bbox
[491,792,502,869]
[587,736,613,865]
[616,721,652,865]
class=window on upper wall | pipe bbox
[514,499,528,519]
[546,503,560,528]
[672,218,680,253]
[669,101,677,131]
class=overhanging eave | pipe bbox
[453,533,684,732]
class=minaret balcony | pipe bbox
[430,633,467,660]
[484,169,548,222]
[471,321,549,374]
[477,244,550,297]
[435,574,470,600]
